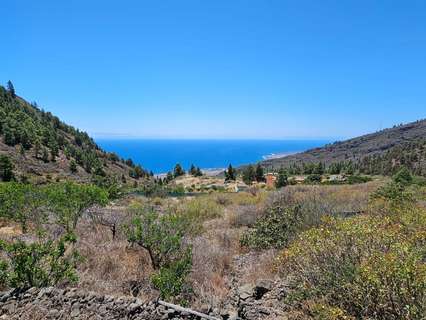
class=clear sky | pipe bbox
[2,0,426,139]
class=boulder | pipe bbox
[238,284,254,300]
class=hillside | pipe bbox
[0,83,147,183]
[261,119,426,176]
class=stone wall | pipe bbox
[0,287,220,320]
[0,280,288,320]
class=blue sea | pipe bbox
[96,139,330,174]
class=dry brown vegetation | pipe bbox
[61,180,385,310]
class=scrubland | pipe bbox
[1,174,425,319]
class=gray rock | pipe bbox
[238,284,254,300]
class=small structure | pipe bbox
[328,174,347,182]
[294,176,306,184]
[265,173,277,188]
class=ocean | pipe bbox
[96,139,331,174]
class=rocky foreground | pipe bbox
[0,280,289,320]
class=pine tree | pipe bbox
[166,171,174,182]
[242,165,255,185]
[6,80,15,98]
[225,164,236,181]
[189,164,195,175]
[255,164,265,182]
[275,169,288,188]
[313,162,324,175]
[393,166,412,186]
[195,167,203,177]
[0,155,14,181]
[174,163,185,178]
[69,160,78,173]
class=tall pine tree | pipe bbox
[225,164,236,181]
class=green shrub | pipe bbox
[0,182,47,233]
[371,181,415,212]
[170,195,224,235]
[347,175,372,184]
[45,181,108,232]
[170,184,185,195]
[126,208,189,269]
[276,209,426,319]
[0,155,14,182]
[412,175,426,186]
[0,233,80,290]
[91,174,121,200]
[305,174,322,184]
[151,248,192,301]
[393,166,413,186]
[126,207,192,299]
[275,169,288,188]
[240,203,302,249]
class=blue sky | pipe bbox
[2,0,426,139]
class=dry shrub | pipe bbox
[236,250,277,286]
[174,195,224,227]
[190,236,232,306]
[268,182,380,227]
[215,194,232,206]
[228,205,262,228]
[228,191,268,206]
[74,217,153,298]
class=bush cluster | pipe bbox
[126,206,192,301]
[276,182,426,319]
[0,181,108,290]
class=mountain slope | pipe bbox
[261,119,426,176]
[0,84,145,183]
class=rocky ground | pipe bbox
[0,282,289,320]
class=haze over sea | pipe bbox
[96,139,331,174]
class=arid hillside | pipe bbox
[261,119,426,176]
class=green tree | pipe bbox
[189,164,197,176]
[0,233,80,290]
[0,183,47,233]
[194,167,203,177]
[393,166,413,186]
[6,80,15,98]
[129,165,145,179]
[126,209,188,270]
[225,164,236,181]
[166,171,174,182]
[45,182,108,232]
[275,169,288,188]
[126,207,192,299]
[313,162,324,175]
[242,165,256,185]
[49,140,59,161]
[306,174,322,184]
[255,164,265,182]
[173,163,185,178]
[0,155,14,182]
[69,159,78,173]
[241,203,303,249]
[151,248,192,300]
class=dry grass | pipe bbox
[0,181,385,309]
[228,204,263,228]
[236,250,277,286]
[74,215,156,299]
